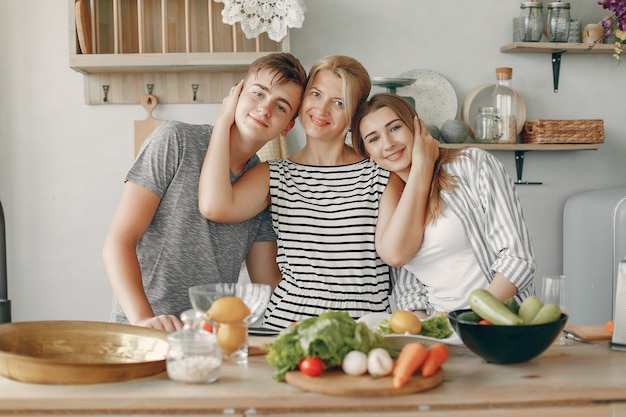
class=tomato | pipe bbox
[202,321,213,333]
[298,357,323,377]
[478,319,492,325]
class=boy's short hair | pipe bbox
[247,52,307,90]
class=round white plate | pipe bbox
[395,69,458,129]
[357,313,463,349]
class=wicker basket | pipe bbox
[522,119,604,144]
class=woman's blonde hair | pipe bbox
[305,55,371,131]
[352,93,464,224]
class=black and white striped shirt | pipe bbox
[263,159,391,329]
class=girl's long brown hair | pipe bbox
[351,93,464,224]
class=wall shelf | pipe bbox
[439,143,599,185]
[500,42,615,54]
[501,42,616,93]
[68,0,288,104]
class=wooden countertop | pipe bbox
[0,336,625,416]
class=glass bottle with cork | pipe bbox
[492,67,518,144]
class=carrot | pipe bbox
[606,320,614,334]
[392,343,427,389]
[421,343,449,378]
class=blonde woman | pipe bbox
[199,56,437,329]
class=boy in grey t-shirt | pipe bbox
[103,53,306,331]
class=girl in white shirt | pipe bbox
[351,93,535,318]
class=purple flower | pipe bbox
[598,0,626,31]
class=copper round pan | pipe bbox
[0,320,168,384]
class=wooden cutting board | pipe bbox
[567,324,611,341]
[75,0,92,54]
[284,368,443,397]
[134,94,165,156]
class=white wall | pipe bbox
[1,0,624,322]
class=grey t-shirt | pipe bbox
[109,121,276,323]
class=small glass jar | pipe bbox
[519,2,544,42]
[547,2,571,42]
[474,107,503,143]
[166,310,222,384]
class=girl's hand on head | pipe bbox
[217,79,244,125]
[411,117,440,170]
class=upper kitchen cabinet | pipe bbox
[69,0,290,104]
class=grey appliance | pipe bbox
[563,187,626,326]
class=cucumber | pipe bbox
[503,297,520,314]
[518,296,544,324]
[456,311,482,323]
[529,303,562,325]
[468,289,524,326]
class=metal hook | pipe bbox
[146,84,154,95]
[102,85,110,102]
[192,84,199,102]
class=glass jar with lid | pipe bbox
[519,2,544,42]
[474,107,503,143]
[547,2,571,42]
[166,309,222,384]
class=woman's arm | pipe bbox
[375,118,439,267]
[245,241,282,291]
[488,272,519,301]
[476,150,536,296]
[198,81,270,223]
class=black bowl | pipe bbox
[448,309,568,364]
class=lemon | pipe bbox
[206,296,250,324]
[390,310,422,334]
[217,322,247,355]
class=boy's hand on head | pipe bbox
[411,117,439,171]
[217,79,244,126]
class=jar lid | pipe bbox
[548,2,570,8]
[520,1,543,8]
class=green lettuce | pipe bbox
[265,311,389,381]
[377,315,453,339]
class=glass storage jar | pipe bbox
[519,2,544,42]
[547,2,571,42]
[474,107,503,143]
[166,309,222,384]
